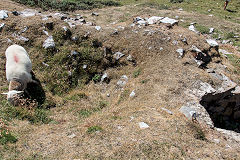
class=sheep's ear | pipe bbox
[1,92,8,95]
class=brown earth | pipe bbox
[0,0,240,159]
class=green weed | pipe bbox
[87,126,102,133]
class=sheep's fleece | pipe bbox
[5,44,33,84]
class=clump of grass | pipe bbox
[195,24,209,35]
[133,68,141,78]
[78,109,92,118]
[226,54,240,74]
[188,122,206,141]
[39,27,107,95]
[87,126,102,134]
[92,74,101,83]
[12,0,120,11]
[117,89,130,104]
[98,100,108,109]
[0,100,51,124]
[140,2,169,10]
[224,32,235,39]
[0,119,17,145]
[66,93,88,101]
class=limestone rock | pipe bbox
[160,17,178,26]
[113,52,125,60]
[0,23,5,32]
[139,122,149,129]
[206,39,219,47]
[43,36,55,49]
[176,48,184,57]
[117,75,128,88]
[147,16,163,24]
[0,10,8,20]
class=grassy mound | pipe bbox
[12,0,120,11]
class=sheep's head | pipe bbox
[2,90,24,104]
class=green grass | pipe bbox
[133,68,141,78]
[87,126,103,134]
[12,0,120,11]
[66,93,88,101]
[226,54,240,75]
[0,100,51,124]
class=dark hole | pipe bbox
[200,90,240,133]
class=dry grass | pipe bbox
[0,0,240,159]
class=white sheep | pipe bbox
[2,44,36,104]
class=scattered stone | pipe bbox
[20,9,37,17]
[191,45,202,53]
[147,16,163,25]
[209,28,214,34]
[134,17,144,22]
[113,52,125,60]
[127,55,133,61]
[129,90,136,98]
[178,8,183,11]
[67,133,76,139]
[0,10,8,19]
[20,26,28,33]
[213,139,220,144]
[71,36,79,42]
[189,25,198,33]
[181,37,188,44]
[161,107,173,115]
[12,33,29,42]
[42,62,49,67]
[0,23,5,32]
[172,40,178,45]
[107,93,110,97]
[208,9,212,12]
[137,20,148,26]
[83,65,87,69]
[175,16,179,19]
[222,40,230,44]
[179,106,197,120]
[160,17,178,26]
[176,48,184,57]
[206,39,219,47]
[160,47,163,51]
[139,122,149,129]
[95,26,101,31]
[101,73,109,83]
[117,75,128,88]
[12,11,20,16]
[71,50,79,56]
[45,22,54,30]
[43,36,55,49]
[219,49,232,55]
[43,30,49,36]
[92,12,99,16]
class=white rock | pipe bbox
[209,28,214,34]
[191,45,202,53]
[219,49,232,55]
[113,52,125,60]
[12,33,29,42]
[95,26,101,31]
[161,107,173,115]
[176,48,184,57]
[43,36,55,49]
[43,30,49,36]
[117,75,128,88]
[206,39,219,47]
[172,40,178,45]
[67,133,76,139]
[175,16,179,19]
[129,90,136,98]
[179,106,197,120]
[222,40,230,44]
[178,8,183,11]
[101,73,108,82]
[127,55,133,61]
[83,65,87,69]
[0,23,5,31]
[139,122,149,129]
[42,62,49,67]
[189,25,198,33]
[20,9,37,17]
[137,20,148,26]
[160,17,178,26]
[147,16,163,25]
[0,10,8,19]
[134,17,144,22]
[160,47,163,51]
